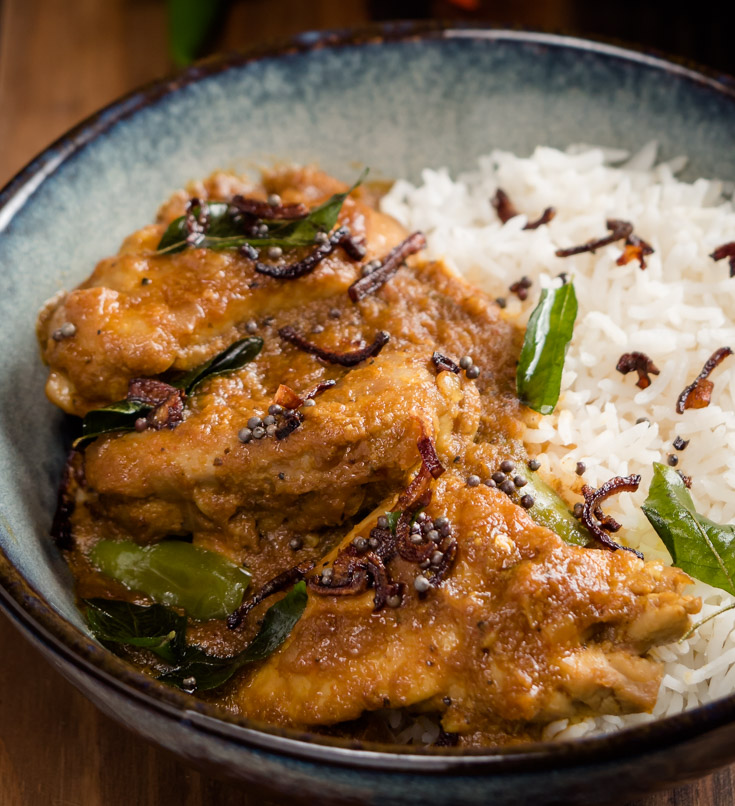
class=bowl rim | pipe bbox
[3,19,735,775]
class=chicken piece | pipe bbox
[231,472,699,739]
[68,213,519,552]
[42,166,698,747]
[81,350,480,551]
[37,168,406,415]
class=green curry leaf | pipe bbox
[77,337,263,445]
[90,540,251,621]
[84,598,187,665]
[172,336,262,393]
[156,170,368,255]
[83,582,307,691]
[642,462,735,595]
[516,282,578,415]
[168,0,227,67]
[77,399,151,445]
[158,581,308,691]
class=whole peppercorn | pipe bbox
[414,576,431,593]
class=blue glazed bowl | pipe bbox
[2,23,735,805]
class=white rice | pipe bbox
[381,144,735,740]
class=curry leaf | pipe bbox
[156,202,239,254]
[172,336,262,393]
[77,337,263,445]
[156,170,368,255]
[516,281,578,415]
[168,0,228,67]
[158,581,308,691]
[77,399,151,445]
[642,462,735,595]
[84,599,187,665]
[90,540,251,621]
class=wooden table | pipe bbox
[0,1,732,803]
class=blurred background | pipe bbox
[0,0,730,188]
[0,2,731,805]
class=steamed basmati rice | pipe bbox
[381,143,735,740]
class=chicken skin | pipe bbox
[38,167,700,748]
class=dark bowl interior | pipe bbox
[2,22,735,805]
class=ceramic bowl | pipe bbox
[2,23,735,806]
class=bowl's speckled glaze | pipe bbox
[2,23,735,805]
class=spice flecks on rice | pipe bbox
[381,143,735,740]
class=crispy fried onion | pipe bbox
[348,232,426,302]
[711,242,735,278]
[275,410,303,441]
[616,351,660,389]
[555,219,633,258]
[616,233,654,269]
[273,379,337,412]
[279,326,389,367]
[431,351,461,374]
[509,276,532,301]
[580,476,643,558]
[304,379,337,399]
[491,189,556,230]
[230,195,309,220]
[676,346,733,414]
[128,378,185,430]
[227,560,316,630]
[417,433,445,479]
[255,226,365,279]
[309,435,455,611]
[270,379,337,441]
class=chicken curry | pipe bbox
[36,168,700,748]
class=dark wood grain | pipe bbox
[0,1,732,804]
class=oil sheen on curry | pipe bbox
[37,167,700,748]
